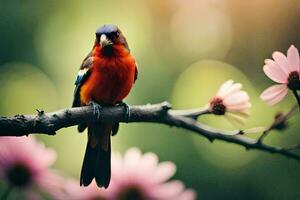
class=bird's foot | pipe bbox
[118,101,131,122]
[89,101,102,120]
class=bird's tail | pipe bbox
[80,123,111,188]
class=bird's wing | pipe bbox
[72,52,93,107]
[134,62,138,83]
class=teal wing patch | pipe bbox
[72,54,93,107]
[72,67,91,107]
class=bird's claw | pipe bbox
[89,101,102,120]
[119,101,131,122]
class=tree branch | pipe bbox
[0,102,300,162]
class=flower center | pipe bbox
[210,97,226,115]
[287,71,300,90]
[6,163,32,187]
[117,186,146,200]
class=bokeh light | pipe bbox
[0,62,59,114]
[170,1,232,60]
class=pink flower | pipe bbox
[106,148,196,200]
[208,80,251,122]
[0,136,65,200]
[260,45,300,106]
[62,148,196,200]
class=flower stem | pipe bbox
[292,90,300,109]
[0,185,13,200]
[257,129,270,144]
[169,107,211,119]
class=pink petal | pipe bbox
[36,172,70,200]
[263,64,287,83]
[151,180,184,199]
[138,152,159,177]
[177,189,197,200]
[272,51,292,74]
[260,84,288,106]
[287,45,300,72]
[267,89,288,106]
[222,83,242,98]
[216,80,234,97]
[124,148,142,174]
[265,59,289,77]
[223,91,249,106]
[227,102,252,111]
[111,152,124,179]
[151,162,176,183]
[260,84,287,100]
[117,148,144,181]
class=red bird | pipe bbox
[72,24,138,188]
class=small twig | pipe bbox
[169,107,211,119]
[284,103,299,119]
[292,90,300,108]
[242,127,268,135]
[257,103,298,143]
[257,129,271,144]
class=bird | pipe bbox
[72,24,138,188]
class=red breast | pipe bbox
[80,45,136,105]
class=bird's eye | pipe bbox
[114,31,120,38]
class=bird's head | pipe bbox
[95,24,129,56]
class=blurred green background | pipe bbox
[1,0,300,199]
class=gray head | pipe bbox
[94,24,129,52]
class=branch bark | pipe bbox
[0,102,299,162]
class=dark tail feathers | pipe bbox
[80,123,111,188]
